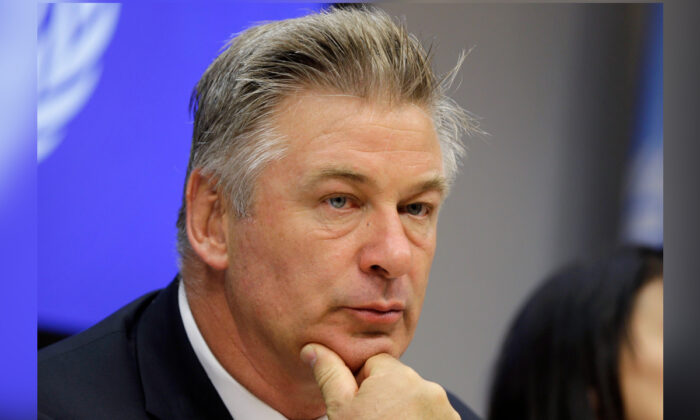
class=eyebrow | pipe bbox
[310,168,370,184]
[300,168,372,192]
[303,167,447,197]
[418,177,448,197]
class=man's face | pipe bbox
[223,92,445,374]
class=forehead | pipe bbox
[271,91,443,174]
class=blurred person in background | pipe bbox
[487,246,663,420]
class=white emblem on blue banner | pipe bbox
[37,3,121,162]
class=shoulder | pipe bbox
[39,289,158,362]
[446,390,481,420]
[38,289,159,419]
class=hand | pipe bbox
[300,343,461,420]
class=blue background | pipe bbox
[39,3,321,333]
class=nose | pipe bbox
[358,208,412,279]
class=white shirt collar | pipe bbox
[178,279,327,420]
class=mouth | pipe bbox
[343,304,405,325]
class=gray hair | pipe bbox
[176,5,479,264]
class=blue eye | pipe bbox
[405,203,428,216]
[328,196,348,209]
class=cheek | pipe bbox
[637,338,664,392]
[619,341,664,420]
[409,219,439,246]
[235,210,306,271]
[413,239,435,289]
[408,279,428,325]
[236,223,349,311]
[413,225,437,267]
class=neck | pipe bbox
[184,271,327,419]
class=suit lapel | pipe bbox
[136,277,232,419]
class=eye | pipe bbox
[327,196,349,209]
[404,203,430,217]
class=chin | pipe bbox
[329,335,405,373]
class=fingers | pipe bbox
[355,353,405,385]
[300,343,357,414]
[301,346,460,420]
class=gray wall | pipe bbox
[374,4,649,416]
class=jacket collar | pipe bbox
[136,276,232,419]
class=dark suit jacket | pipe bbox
[39,277,480,419]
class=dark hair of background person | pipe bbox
[486,246,662,420]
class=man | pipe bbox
[39,6,480,419]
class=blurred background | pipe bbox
[377,3,662,416]
[1,1,36,418]
[27,2,666,418]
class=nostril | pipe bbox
[370,264,391,277]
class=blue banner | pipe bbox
[38,3,321,333]
[620,5,663,248]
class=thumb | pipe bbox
[300,343,357,414]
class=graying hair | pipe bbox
[176,5,480,264]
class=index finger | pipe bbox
[356,353,410,385]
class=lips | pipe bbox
[343,302,405,325]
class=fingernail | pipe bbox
[300,344,317,368]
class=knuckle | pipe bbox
[365,353,393,369]
[403,365,421,379]
[424,380,448,401]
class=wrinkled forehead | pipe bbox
[271,90,439,149]
[256,90,445,195]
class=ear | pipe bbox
[185,169,229,271]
